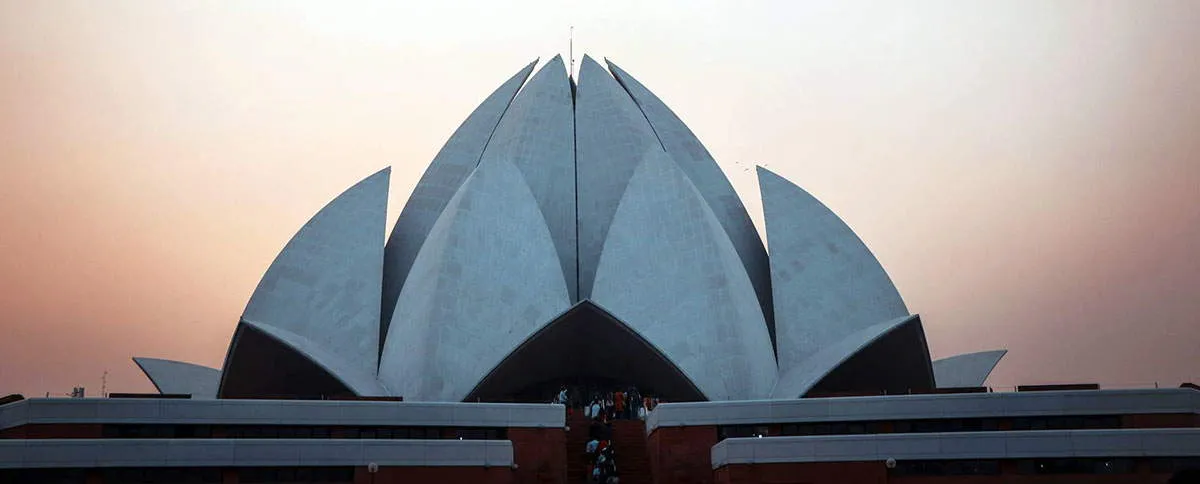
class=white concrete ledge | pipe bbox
[0,438,513,469]
[647,388,1199,435]
[0,399,565,431]
[711,428,1200,469]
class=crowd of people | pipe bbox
[553,385,662,422]
[552,385,663,483]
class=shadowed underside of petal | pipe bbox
[771,315,934,399]
[235,168,389,393]
[132,357,220,399]
[464,301,705,403]
[218,321,365,399]
[379,158,572,402]
[591,148,777,401]
[479,56,577,300]
[381,60,537,349]
[606,59,775,348]
[933,349,1008,388]
[759,166,908,375]
[574,55,664,300]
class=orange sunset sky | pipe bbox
[1,1,1197,397]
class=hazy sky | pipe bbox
[1,1,1196,397]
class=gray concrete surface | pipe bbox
[0,438,513,469]
[646,388,1200,434]
[0,398,565,430]
[711,428,1200,468]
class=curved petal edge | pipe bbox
[759,166,908,374]
[379,158,572,402]
[933,349,1008,388]
[591,148,777,401]
[479,56,577,300]
[574,55,664,300]
[381,60,538,347]
[238,168,389,386]
[606,59,775,347]
[132,357,220,399]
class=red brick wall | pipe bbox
[715,462,885,484]
[508,427,566,484]
[354,466,514,484]
[889,477,1169,484]
[647,425,718,484]
[714,461,1176,484]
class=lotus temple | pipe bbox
[2,56,1197,484]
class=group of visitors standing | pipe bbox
[553,386,661,422]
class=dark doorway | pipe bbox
[464,301,706,403]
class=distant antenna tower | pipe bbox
[101,370,108,397]
[569,26,575,80]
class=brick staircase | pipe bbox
[565,410,592,483]
[611,419,652,484]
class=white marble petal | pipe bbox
[574,55,663,299]
[237,168,389,395]
[478,56,577,300]
[379,159,572,402]
[607,59,774,346]
[381,61,537,346]
[933,350,1008,387]
[759,166,908,375]
[591,148,778,401]
[132,357,220,399]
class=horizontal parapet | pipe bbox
[934,350,1009,388]
[711,428,1200,468]
[0,438,514,469]
[132,358,220,399]
[0,398,565,430]
[643,387,1200,436]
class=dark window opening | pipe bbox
[100,467,222,483]
[1016,458,1137,475]
[887,459,1001,476]
[238,467,354,483]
